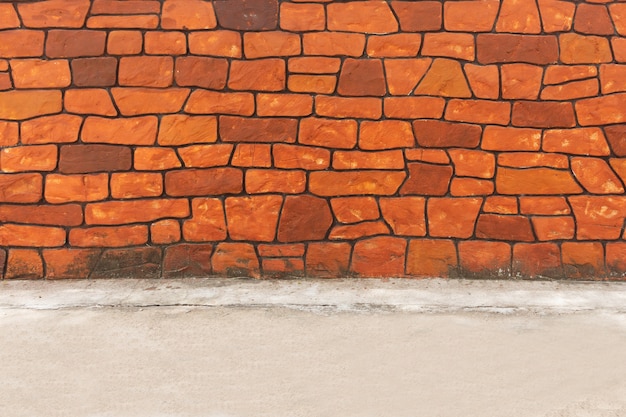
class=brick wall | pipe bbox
[1,0,626,280]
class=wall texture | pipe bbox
[1,0,626,279]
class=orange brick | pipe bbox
[144,31,186,55]
[161,0,217,29]
[245,169,306,194]
[70,225,148,247]
[540,79,599,100]
[306,242,351,278]
[421,33,475,60]
[331,197,380,224]
[543,128,610,156]
[107,30,142,55]
[407,239,457,277]
[445,99,511,125]
[428,197,482,238]
[458,241,511,277]
[450,178,494,196]
[112,88,190,116]
[91,0,161,15]
[158,115,217,146]
[212,243,259,278]
[329,221,390,240]
[0,4,20,29]
[0,30,44,58]
[65,89,117,116]
[280,2,325,31]
[178,144,233,168]
[572,157,624,194]
[309,171,406,197]
[560,33,613,64]
[359,120,415,150]
[183,198,227,242]
[532,216,575,241]
[43,248,101,279]
[288,57,341,74]
[315,96,382,119]
[520,196,570,215]
[151,220,181,245]
[384,58,431,95]
[576,93,626,126]
[482,126,541,151]
[448,149,495,178]
[244,31,301,58]
[82,116,158,146]
[21,114,82,144]
[392,1,442,32]
[562,242,606,278]
[351,237,406,277]
[45,173,108,203]
[1,224,65,247]
[367,34,421,58]
[404,149,450,164]
[188,30,242,58]
[464,64,500,99]
[501,64,544,100]
[111,172,163,199]
[185,90,254,116]
[18,0,90,28]
[484,196,518,214]
[258,244,305,258]
[219,116,297,143]
[225,195,283,242]
[87,15,159,29]
[496,167,582,195]
[299,118,357,149]
[288,75,336,94]
[231,144,272,168]
[134,147,181,171]
[444,0,499,32]
[10,59,70,88]
[0,90,62,121]
[0,121,18,147]
[333,150,404,170]
[0,173,42,203]
[612,37,626,62]
[384,96,445,119]
[118,56,173,87]
[303,32,365,57]
[545,65,598,85]
[496,0,542,33]
[262,258,304,277]
[257,93,312,117]
[414,58,472,97]
[538,0,575,32]
[5,249,43,279]
[1,145,57,173]
[175,56,228,89]
[328,1,398,33]
[273,144,330,170]
[498,153,569,169]
[85,198,189,225]
[228,59,285,91]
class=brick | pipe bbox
[444,0,499,32]
[151,220,181,245]
[288,57,341,74]
[309,171,406,196]
[422,33,475,61]
[245,169,306,194]
[562,242,605,278]
[379,197,426,236]
[606,126,626,156]
[496,167,583,195]
[484,196,518,214]
[72,57,117,87]
[273,144,330,170]
[414,58,471,97]
[560,33,612,64]
[458,241,511,277]
[476,214,534,242]
[182,198,227,242]
[226,195,282,241]
[571,157,624,194]
[331,197,380,224]
[288,75,337,94]
[0,73,11,91]
[0,90,62,121]
[532,216,575,241]
[90,247,161,278]
[413,120,481,148]
[277,195,333,242]
[10,59,70,88]
[496,0,541,33]
[0,30,44,58]
[359,120,415,150]
[112,88,189,116]
[213,0,277,31]
[351,237,406,277]
[69,225,148,247]
[158,115,217,146]
[111,172,163,199]
[262,258,304,278]
[45,173,108,203]
[544,65,597,85]
[185,90,254,116]
[384,58,431,95]
[464,64,500,99]
[220,116,297,143]
[498,153,569,169]
[540,79,599,100]
[174,57,228,89]
[306,242,351,277]
[337,59,385,97]
[333,150,404,170]
[543,128,610,156]
[328,1,398,34]
[85,198,189,226]
[303,32,365,57]
[315,96,382,119]
[82,116,158,146]
[91,0,161,15]
[482,126,541,151]
[0,122,18,147]
[87,15,159,29]
[161,0,217,29]
[46,30,106,58]
[5,249,43,279]
[574,4,613,35]
[450,178,494,196]
[244,31,301,59]
[606,242,626,274]
[400,162,453,196]
[107,30,142,55]
[299,118,357,149]
[384,97,445,119]
[144,31,187,55]
[600,64,626,95]
[165,168,242,197]
[392,1,442,32]
[0,224,65,247]
[477,34,558,64]
[329,221,390,240]
[0,4,20,29]
[538,0,575,32]
[366,34,421,58]
[448,149,495,179]
[21,115,81,145]
[65,89,117,116]
[611,4,626,37]
[188,30,242,58]
[280,2,325,31]
[134,148,181,171]
[257,93,312,117]
[258,244,305,258]
[43,249,101,280]
[520,196,570,215]
[404,149,450,164]
[428,197,482,238]
[512,101,575,128]
[445,99,510,125]
[1,145,57,173]
[18,0,90,28]
[500,64,543,100]
[163,244,214,278]
[211,243,260,278]
[58,144,131,174]
[229,59,285,91]
[0,204,82,227]
[232,144,272,168]
[0,173,42,203]
[406,239,457,277]
[576,93,626,126]
[569,196,626,240]
[119,56,173,87]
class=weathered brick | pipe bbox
[0,204,81,227]
[161,0,216,29]
[330,221,390,240]
[70,225,148,247]
[501,64,543,100]
[0,224,65,247]
[280,2,325,31]
[245,169,306,194]
[532,216,575,241]
[414,58,471,97]
[445,99,510,125]
[400,162,453,196]
[165,168,242,197]
[306,242,351,277]
[464,64,500,99]
[496,0,541,33]
[498,153,569,169]
[392,1,442,32]
[379,197,426,236]
[277,195,333,242]
[90,247,161,278]
[366,34,421,58]
[0,122,18,147]
[110,172,163,199]
[303,32,365,57]
[496,167,583,195]
[64,89,117,116]
[72,57,117,87]
[45,173,108,203]
[158,115,217,146]
[544,65,597,85]
[351,236,406,277]
[477,34,558,64]
[569,196,626,240]
[288,57,341,74]
[359,120,415,150]
[232,144,272,168]
[163,244,214,278]
[111,88,189,116]
[91,0,161,15]
[299,118,357,149]
[482,126,541,151]
[315,96,382,119]
[182,198,227,242]
[538,0,575,33]
[428,197,482,238]
[188,30,242,58]
[413,120,481,148]
[0,30,44,58]
[58,144,131,174]
[384,97,445,119]
[151,220,181,245]
[309,171,406,196]
[406,239,457,277]
[576,93,626,126]
[119,56,173,87]
[244,31,301,59]
[520,196,570,215]
[0,90,62,121]
[273,144,330,170]
[226,195,282,241]
[543,128,610,156]
[422,33,475,61]
[562,242,606,278]
[574,4,613,36]
[220,116,297,143]
[1,145,57,173]
[175,57,228,89]
[20,115,81,145]
[287,75,337,94]
[134,148,181,171]
[333,150,404,170]
[213,0,277,31]
[258,244,305,258]
[144,31,187,55]
[444,0,499,32]
[458,241,511,277]
[0,4,20,29]
[571,157,624,194]
[512,101,576,128]
[448,149,495,178]
[484,196,518,214]
[5,249,43,279]
[262,258,304,278]
[337,59,385,97]
[46,30,106,58]
[229,59,285,91]
[606,242,626,275]
[185,90,254,116]
[331,197,380,224]
[107,30,142,55]
[43,248,101,280]
[211,243,259,278]
[560,33,613,64]
[18,0,90,28]
[384,58,431,95]
[82,116,158,146]
[87,15,159,29]
[257,93,312,117]
[85,198,189,226]
[0,173,42,203]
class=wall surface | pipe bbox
[1,0,626,279]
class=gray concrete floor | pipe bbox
[1,278,626,417]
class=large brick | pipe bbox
[328,1,398,34]
[17,0,90,28]
[392,1,442,32]
[82,116,158,145]
[5,249,43,279]
[85,199,189,226]
[351,237,406,277]
[158,115,217,146]
[225,195,282,241]
[211,243,260,278]
[71,57,117,87]
[58,144,131,174]
[163,244,213,279]
[275,195,332,242]
[182,198,227,242]
[512,101,576,128]
[0,30,44,58]
[1,145,57,173]
[562,242,606,279]
[309,171,406,196]
[0,90,62,120]
[400,162,453,196]
[413,120,481,148]
[299,118,357,149]
[228,59,285,91]
[501,63,543,100]
[0,173,42,203]
[70,225,148,247]
[496,167,583,195]
[406,239,457,277]
[119,56,173,87]
[45,173,109,203]
[175,57,228,89]
[43,248,101,280]
[161,0,217,29]
[569,196,626,240]
[213,0,278,31]
[64,89,117,117]
[165,168,243,197]
[46,30,106,58]
[477,34,558,64]
[0,224,65,247]
[111,88,190,116]
[185,90,254,116]
[21,114,81,145]
[366,33,421,58]
[532,216,575,241]
[220,116,297,143]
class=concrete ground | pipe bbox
[1,278,626,417]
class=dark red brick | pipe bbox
[163,244,213,278]
[58,144,131,174]
[277,195,333,242]
[71,57,118,87]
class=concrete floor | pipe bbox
[1,278,626,417]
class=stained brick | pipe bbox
[85,198,189,226]
[165,168,243,197]
[392,1,442,32]
[306,242,351,277]
[161,0,217,30]
[336,59,386,97]
[258,244,305,258]
[400,162,453,196]
[175,57,228,89]
[513,243,562,278]
[606,243,626,274]
[45,173,109,203]
[5,249,43,279]
[43,249,101,280]
[69,225,148,247]
[351,237,406,277]
[213,0,278,31]
[277,195,333,242]
[262,259,304,278]
[58,144,131,174]
[90,247,160,278]
[163,244,214,278]
[46,30,106,58]
[91,0,161,15]
[211,243,260,278]
[72,57,118,87]
[406,239,457,277]
[413,120,482,148]
[220,116,297,143]
[226,195,282,242]
[458,241,511,277]
[562,242,606,278]
[476,214,534,242]
[569,196,626,240]
[309,171,406,197]
[477,34,558,64]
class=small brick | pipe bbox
[299,117,357,149]
[465,64,500,99]
[158,115,217,146]
[482,126,541,151]
[163,244,213,278]
[185,90,254,116]
[107,30,142,55]
[87,15,159,29]
[0,90,62,121]
[445,99,510,125]
[211,243,260,278]
[245,169,306,194]
[329,221,390,240]
[384,58,431,95]
[404,149,450,164]
[280,2,325,32]
[0,30,44,58]
[165,168,243,197]
[134,148,181,171]
[21,114,82,144]
[359,120,415,150]
[70,225,149,248]
[58,144,131,174]
[303,32,365,57]
[5,249,43,279]
[315,96,382,119]
[183,198,227,242]
[162,0,217,29]
[444,0,499,32]
[606,242,626,274]
[414,58,472,97]
[406,239,457,277]
[119,56,173,87]
[220,116,297,143]
[18,0,90,28]
[262,258,305,277]
[0,204,82,227]
[309,171,406,197]
[428,197,482,238]
[178,144,234,168]
[306,242,351,277]
[72,57,118,87]
[458,241,511,277]
[450,178,494,196]
[229,59,285,91]
[477,34,558,64]
[599,64,626,95]
[366,34,421,58]
[244,31,301,59]
[145,31,187,55]
[333,150,404,170]
[0,224,66,247]
[512,101,576,128]
[560,33,613,64]
[45,173,109,203]
[288,75,337,94]
[351,237,406,277]
[605,125,626,156]
[43,249,101,280]
[496,167,582,195]
[421,33,475,61]
[288,57,341,74]
[532,216,575,241]
[257,93,312,117]
[110,172,163,199]
[384,97,445,119]
[380,197,426,236]
[46,30,106,58]
[175,57,228,89]
[392,1,442,32]
[0,122,18,147]
[273,144,330,170]
[65,89,117,117]
[496,0,542,33]
[226,195,283,242]
[82,116,158,146]
[331,197,380,224]
[151,220,181,245]
[1,145,57,173]
[476,214,535,242]
[213,0,278,31]
[0,73,11,91]
[232,144,272,168]
[188,30,242,58]
[413,120,481,148]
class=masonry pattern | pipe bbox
[1,0,626,279]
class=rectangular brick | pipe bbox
[45,173,109,203]
[0,173,42,203]
[220,116,297,143]
[315,96,382,119]
[85,199,189,225]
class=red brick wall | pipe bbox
[1,0,626,279]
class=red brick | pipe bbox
[151,220,181,245]
[306,242,351,277]
[87,15,159,29]
[532,216,575,241]
[458,241,511,277]
[232,144,272,168]
[543,128,610,156]
[158,115,217,146]
[70,225,148,248]
[18,0,90,28]
[379,197,426,237]
[562,242,605,278]
[82,116,157,146]
[244,31,301,59]
[303,32,365,57]
[483,196,518,214]
[499,153,568,169]
[571,157,624,194]
[220,116,297,143]
[211,242,260,278]
[328,1,398,33]
[0,4,20,29]
[288,57,341,74]
[256,94,312,117]
[496,167,582,195]
[359,120,415,150]
[188,30,242,58]
[351,237,406,277]
[144,31,187,55]
[309,171,406,196]
[329,221,390,240]
[179,144,232,168]
[464,64,500,99]
[85,198,188,226]
[119,56,173,87]
[134,148,181,171]
[414,58,471,97]
[448,149,495,178]
[71,57,118,87]
[182,198,227,242]
[445,99,510,125]
[0,122,18,147]
[165,168,243,197]
[538,0,575,32]
[569,196,626,240]
[513,243,562,278]
[400,162,453,196]
[245,169,306,194]
[45,173,108,203]
[0,173,42,203]
[46,30,106,58]
[384,58,431,95]
[163,244,213,278]
[288,75,337,94]
[278,195,333,242]
[477,34,558,64]
[366,34,422,58]
[574,4,613,35]
[91,0,161,15]
[500,64,543,100]
[333,150,404,170]
[406,239,457,277]
[0,90,62,120]
[64,89,117,117]
[606,242,626,275]
[107,30,143,55]
[428,197,482,238]
[576,93,626,126]
[560,33,613,64]
[606,126,626,157]
[299,118,357,149]
[476,214,534,242]
[280,2,325,31]
[0,30,44,58]
[258,244,305,258]
[450,178,494,196]
[413,120,481,148]
[331,197,380,224]
[337,59,385,97]
[315,96,382,119]
[512,101,576,128]
[482,126,541,151]
[161,0,217,29]
[1,145,57,173]
[111,88,189,116]
[444,0,499,32]
[392,1,442,32]
[0,224,65,247]
[213,0,277,31]
[422,33,475,61]
[0,204,82,227]
[43,249,101,280]
[273,144,330,170]
[384,97,445,119]
[496,0,541,33]
[540,78,599,100]
[185,90,254,116]
[5,249,43,279]
[111,172,162,199]
[229,59,285,91]
[90,247,161,279]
